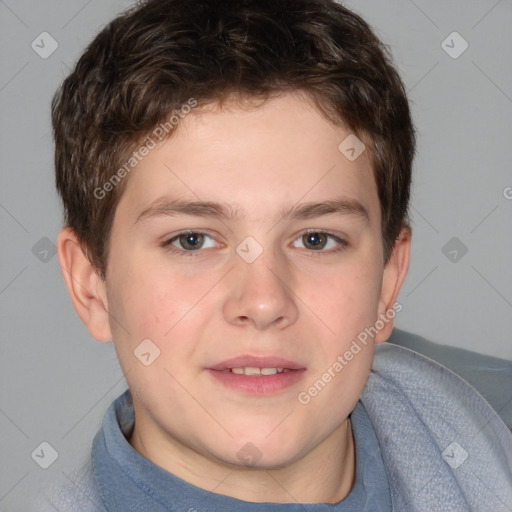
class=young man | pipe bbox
[37,0,512,510]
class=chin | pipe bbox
[212,433,306,470]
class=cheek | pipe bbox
[107,269,202,393]
[112,262,205,337]
[303,261,382,336]
[109,267,221,392]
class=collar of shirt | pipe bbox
[91,389,390,512]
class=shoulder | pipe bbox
[387,328,512,431]
[363,332,512,509]
[32,457,105,512]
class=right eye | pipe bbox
[161,230,218,254]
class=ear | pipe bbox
[57,227,112,342]
[374,227,411,343]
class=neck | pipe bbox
[129,415,355,504]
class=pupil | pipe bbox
[181,233,203,250]
[305,232,326,249]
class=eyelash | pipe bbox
[161,230,217,258]
[298,230,349,257]
[160,229,348,257]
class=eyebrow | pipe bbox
[134,197,370,224]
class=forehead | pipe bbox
[116,92,380,226]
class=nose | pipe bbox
[223,252,299,331]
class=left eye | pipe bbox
[292,232,344,251]
[164,231,217,251]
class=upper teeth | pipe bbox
[230,367,287,376]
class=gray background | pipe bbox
[1,0,511,510]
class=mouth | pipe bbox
[221,366,292,376]
[208,355,305,372]
[206,356,306,395]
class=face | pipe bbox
[102,92,398,469]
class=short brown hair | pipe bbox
[52,0,415,279]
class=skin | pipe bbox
[57,91,410,504]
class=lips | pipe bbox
[208,355,305,372]
[206,355,307,394]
